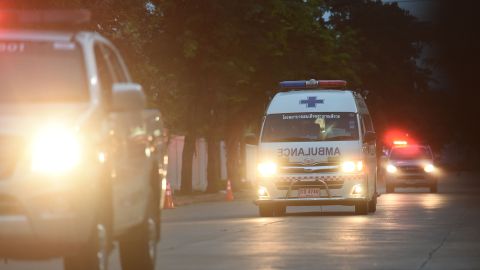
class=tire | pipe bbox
[369,177,378,213]
[355,200,369,215]
[430,180,438,193]
[273,204,287,216]
[64,169,112,270]
[386,182,395,193]
[259,204,274,217]
[151,164,162,241]
[119,194,159,270]
[64,223,110,270]
[368,194,377,213]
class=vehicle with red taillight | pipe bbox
[384,144,437,193]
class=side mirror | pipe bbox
[363,131,376,143]
[111,83,146,112]
[244,133,258,145]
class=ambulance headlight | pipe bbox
[424,164,435,173]
[386,164,397,173]
[341,161,363,173]
[31,126,82,174]
[257,161,277,177]
[257,186,269,197]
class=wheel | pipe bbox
[64,223,110,270]
[369,177,378,213]
[259,204,274,217]
[273,204,287,216]
[368,194,377,213]
[64,168,112,270]
[355,200,369,215]
[119,194,159,270]
[386,182,395,193]
[151,164,162,241]
[430,180,438,193]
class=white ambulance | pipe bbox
[255,80,378,216]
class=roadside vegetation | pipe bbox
[11,0,476,191]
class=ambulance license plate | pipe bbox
[298,188,320,198]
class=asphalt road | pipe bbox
[2,170,480,270]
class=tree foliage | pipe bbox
[9,0,444,185]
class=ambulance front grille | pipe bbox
[275,180,344,190]
[279,167,339,174]
[282,161,341,167]
[275,174,364,190]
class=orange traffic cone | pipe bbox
[164,181,175,209]
[225,180,234,201]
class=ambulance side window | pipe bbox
[94,44,114,106]
[363,114,374,133]
[358,115,365,135]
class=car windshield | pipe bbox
[0,40,88,103]
[390,146,432,160]
[261,112,359,142]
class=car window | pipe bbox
[94,44,114,105]
[103,45,128,83]
[390,146,432,160]
[362,114,374,132]
[0,40,88,103]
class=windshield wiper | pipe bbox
[322,135,355,141]
[269,137,318,142]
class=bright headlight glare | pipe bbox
[386,164,397,173]
[352,184,363,195]
[257,161,277,177]
[31,126,82,174]
[341,161,363,173]
[258,186,269,197]
[424,164,435,173]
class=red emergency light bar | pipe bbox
[279,79,347,89]
[393,140,408,145]
[0,9,91,27]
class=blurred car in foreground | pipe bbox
[0,10,166,270]
[384,144,438,193]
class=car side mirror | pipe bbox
[363,131,376,143]
[244,134,258,145]
[111,83,146,112]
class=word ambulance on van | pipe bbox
[255,79,378,216]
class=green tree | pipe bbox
[326,0,432,142]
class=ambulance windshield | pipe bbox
[390,146,432,160]
[0,41,88,103]
[261,112,359,142]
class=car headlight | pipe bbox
[341,161,363,173]
[257,161,277,177]
[31,126,82,174]
[386,164,397,173]
[424,164,435,173]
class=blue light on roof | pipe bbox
[279,79,347,89]
[279,81,308,89]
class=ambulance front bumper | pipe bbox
[254,197,368,206]
[255,173,369,205]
